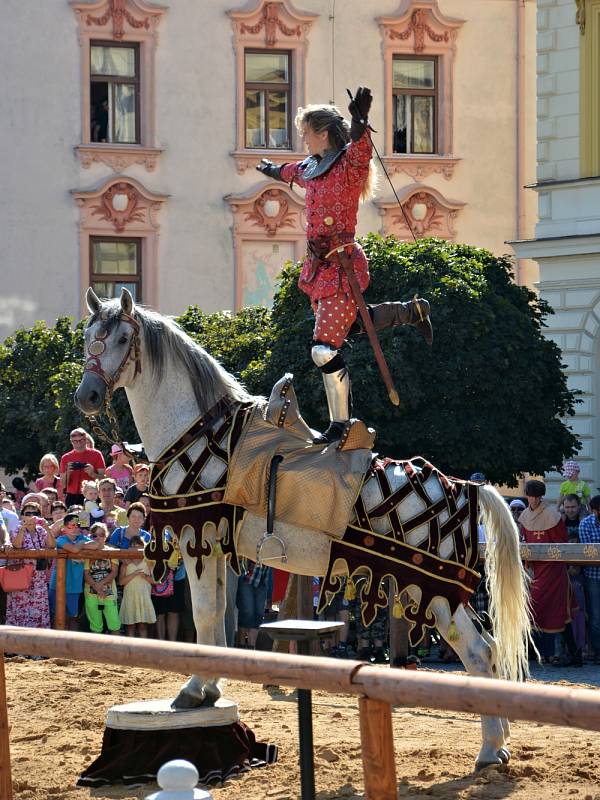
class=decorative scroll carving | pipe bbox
[390,8,448,53]
[243,188,297,236]
[379,155,459,180]
[583,544,599,559]
[576,0,586,34]
[77,145,162,172]
[86,0,149,39]
[375,185,465,240]
[241,1,302,46]
[91,182,145,232]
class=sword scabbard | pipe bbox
[335,248,401,407]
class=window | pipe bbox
[244,50,291,149]
[392,56,437,154]
[90,237,142,301]
[90,42,139,144]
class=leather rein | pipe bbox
[83,311,142,455]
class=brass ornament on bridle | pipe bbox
[83,311,143,456]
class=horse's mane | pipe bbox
[88,301,254,413]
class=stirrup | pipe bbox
[312,420,345,445]
[256,454,287,566]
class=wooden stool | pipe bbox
[260,619,344,800]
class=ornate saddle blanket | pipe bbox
[145,397,252,581]
[318,457,481,646]
[223,374,373,539]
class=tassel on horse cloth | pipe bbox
[392,594,404,619]
[344,578,356,601]
[447,617,460,642]
[212,539,224,557]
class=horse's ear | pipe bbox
[120,287,134,316]
[86,286,102,315]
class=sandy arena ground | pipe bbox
[6,656,600,800]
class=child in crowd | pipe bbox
[49,512,97,630]
[81,479,103,529]
[118,534,156,637]
[106,444,134,493]
[51,501,67,523]
[84,523,121,635]
[124,464,150,506]
[557,461,591,511]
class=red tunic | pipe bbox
[280,132,372,302]
[521,514,575,633]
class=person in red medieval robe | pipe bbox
[519,479,582,666]
[257,87,433,444]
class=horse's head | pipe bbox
[74,287,142,416]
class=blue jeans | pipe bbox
[236,579,268,629]
[584,577,600,656]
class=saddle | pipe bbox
[223,374,374,539]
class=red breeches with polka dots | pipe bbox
[312,293,358,349]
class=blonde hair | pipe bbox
[39,453,59,473]
[295,104,378,201]
[81,480,98,493]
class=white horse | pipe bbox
[75,288,532,770]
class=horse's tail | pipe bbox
[478,483,532,682]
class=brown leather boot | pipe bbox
[352,299,433,345]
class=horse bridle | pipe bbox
[83,311,142,452]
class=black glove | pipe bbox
[348,87,373,141]
[256,159,285,181]
[348,86,372,122]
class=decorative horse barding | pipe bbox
[75,288,532,770]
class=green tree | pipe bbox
[263,236,579,485]
[0,237,578,486]
[0,318,85,479]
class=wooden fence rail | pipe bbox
[2,628,600,800]
[2,542,600,632]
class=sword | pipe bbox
[326,243,400,407]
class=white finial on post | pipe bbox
[145,759,213,800]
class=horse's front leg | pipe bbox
[430,599,508,770]
[172,554,222,709]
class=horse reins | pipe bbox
[83,312,142,458]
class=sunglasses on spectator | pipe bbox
[22,511,37,517]
[65,522,79,529]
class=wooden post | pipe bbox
[54,557,67,631]
[359,697,397,800]
[0,657,13,800]
[297,575,313,621]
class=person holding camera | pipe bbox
[59,428,105,507]
[5,501,56,629]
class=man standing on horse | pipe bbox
[257,87,433,444]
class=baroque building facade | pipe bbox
[511,0,600,497]
[1,0,536,341]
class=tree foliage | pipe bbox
[0,237,579,485]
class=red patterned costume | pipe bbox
[258,88,432,444]
[280,132,372,347]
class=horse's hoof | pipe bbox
[171,691,205,710]
[474,758,503,772]
[498,747,511,764]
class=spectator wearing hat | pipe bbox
[519,479,581,666]
[60,428,105,507]
[578,495,600,663]
[124,463,150,507]
[105,444,134,494]
[557,461,591,512]
[509,499,526,538]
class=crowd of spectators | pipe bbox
[2,434,600,668]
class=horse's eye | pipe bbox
[118,335,128,345]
